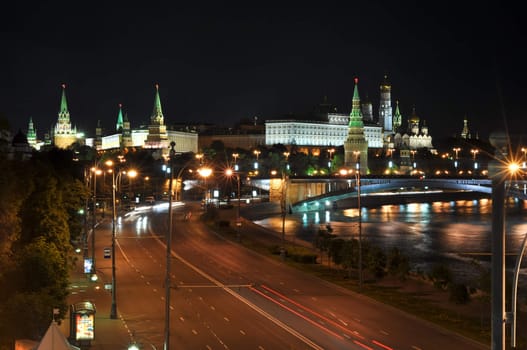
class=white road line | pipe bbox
[148,233,324,350]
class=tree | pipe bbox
[366,245,387,280]
[387,247,410,280]
[17,172,71,255]
[340,239,356,278]
[60,178,90,244]
[0,237,69,342]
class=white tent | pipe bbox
[35,322,80,350]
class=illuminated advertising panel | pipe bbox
[75,314,94,340]
[83,258,93,274]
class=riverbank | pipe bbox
[226,201,525,348]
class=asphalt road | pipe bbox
[90,201,489,349]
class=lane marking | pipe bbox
[250,286,344,340]
[148,233,325,350]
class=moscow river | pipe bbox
[252,196,527,286]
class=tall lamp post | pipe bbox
[353,151,363,288]
[226,168,242,241]
[90,166,102,278]
[471,148,479,171]
[488,132,511,350]
[198,166,212,210]
[453,147,461,171]
[165,141,176,350]
[107,160,137,320]
[280,171,288,260]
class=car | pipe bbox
[145,196,155,204]
[124,204,135,211]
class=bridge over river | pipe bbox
[249,176,527,213]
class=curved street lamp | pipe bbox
[106,160,137,320]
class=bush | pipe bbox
[449,283,470,304]
[429,264,452,290]
[387,247,410,281]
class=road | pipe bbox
[92,202,488,349]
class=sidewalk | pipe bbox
[60,227,133,349]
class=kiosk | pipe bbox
[69,301,96,348]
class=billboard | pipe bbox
[75,313,94,340]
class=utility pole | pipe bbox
[164,141,176,350]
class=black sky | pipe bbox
[1,2,525,141]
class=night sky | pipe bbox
[1,2,525,142]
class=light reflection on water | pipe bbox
[255,199,527,284]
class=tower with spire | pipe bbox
[121,109,133,148]
[114,103,133,149]
[53,84,78,149]
[393,101,402,131]
[379,75,393,134]
[461,115,471,139]
[116,103,124,132]
[26,117,37,149]
[344,78,368,173]
[144,84,169,152]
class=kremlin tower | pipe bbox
[343,77,368,173]
[53,84,78,149]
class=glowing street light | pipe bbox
[232,153,239,171]
[471,149,479,170]
[198,166,213,208]
[253,149,261,170]
[327,148,335,170]
[106,160,137,320]
[453,147,461,159]
[226,168,242,241]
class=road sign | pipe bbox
[103,247,111,259]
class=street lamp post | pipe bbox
[226,168,242,241]
[107,160,137,320]
[198,167,212,210]
[89,166,102,279]
[164,141,176,350]
[328,148,335,170]
[488,132,508,350]
[453,147,461,171]
[253,149,261,170]
[232,153,239,171]
[109,166,118,319]
[280,172,288,260]
[353,151,363,288]
[471,149,479,170]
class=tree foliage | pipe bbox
[0,147,86,346]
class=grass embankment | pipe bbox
[205,214,492,346]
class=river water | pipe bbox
[253,197,527,285]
